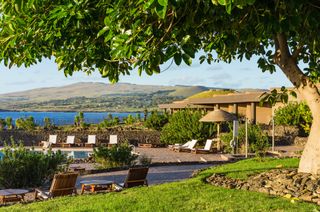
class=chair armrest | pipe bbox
[113,183,124,191]
[34,188,51,200]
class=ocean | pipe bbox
[0,111,143,126]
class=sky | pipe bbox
[0,54,293,94]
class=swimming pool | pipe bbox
[0,150,92,159]
[62,151,93,159]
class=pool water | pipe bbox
[0,151,92,159]
[62,151,92,159]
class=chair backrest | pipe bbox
[42,141,51,149]
[49,135,57,144]
[188,139,198,149]
[124,167,149,188]
[66,136,75,144]
[87,135,96,144]
[204,139,213,150]
[182,141,191,148]
[49,172,78,197]
[109,135,118,144]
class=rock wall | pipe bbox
[261,125,301,145]
[0,129,161,146]
[207,168,320,205]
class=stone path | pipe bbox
[77,164,213,188]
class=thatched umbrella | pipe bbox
[200,109,237,150]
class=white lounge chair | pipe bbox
[62,136,75,147]
[41,135,58,148]
[168,141,191,150]
[108,135,118,147]
[174,139,198,152]
[191,139,214,154]
[85,135,96,147]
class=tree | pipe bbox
[0,119,6,130]
[0,1,319,173]
[5,117,13,130]
[43,117,53,130]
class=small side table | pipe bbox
[0,189,29,204]
[80,180,114,194]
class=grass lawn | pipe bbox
[2,158,320,211]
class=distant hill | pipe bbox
[187,89,236,99]
[0,82,215,112]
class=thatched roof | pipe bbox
[200,109,237,122]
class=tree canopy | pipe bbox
[0,0,319,84]
[1,0,320,173]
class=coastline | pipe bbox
[0,109,149,113]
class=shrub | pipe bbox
[220,132,233,153]
[139,154,152,166]
[74,112,85,128]
[124,114,136,125]
[220,124,269,155]
[5,117,13,130]
[160,110,216,144]
[144,111,169,131]
[0,141,67,188]
[44,117,54,130]
[99,116,121,128]
[274,102,312,135]
[0,119,6,130]
[15,116,36,130]
[93,143,138,168]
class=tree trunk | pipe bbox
[298,86,320,174]
[273,33,320,174]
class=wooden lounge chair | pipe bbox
[35,172,78,200]
[191,139,215,154]
[174,139,198,152]
[108,135,118,147]
[168,141,191,150]
[41,135,58,148]
[62,136,75,147]
[85,135,96,147]
[114,167,149,191]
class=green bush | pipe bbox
[160,110,216,144]
[99,116,121,128]
[93,143,138,168]
[0,141,67,188]
[15,116,36,130]
[274,102,312,135]
[138,154,152,166]
[144,110,169,131]
[44,117,54,130]
[5,117,13,130]
[0,119,6,130]
[124,114,136,125]
[220,124,269,155]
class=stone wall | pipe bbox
[0,129,161,146]
[207,168,320,205]
[261,125,301,145]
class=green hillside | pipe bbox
[0,83,215,112]
[187,89,235,99]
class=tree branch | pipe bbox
[292,45,302,61]
[276,33,290,59]
[274,33,306,88]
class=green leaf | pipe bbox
[155,4,167,19]
[174,53,182,65]
[182,54,192,65]
[97,26,109,38]
[144,0,155,9]
[157,0,168,7]
[182,46,195,58]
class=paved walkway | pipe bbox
[77,164,213,188]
